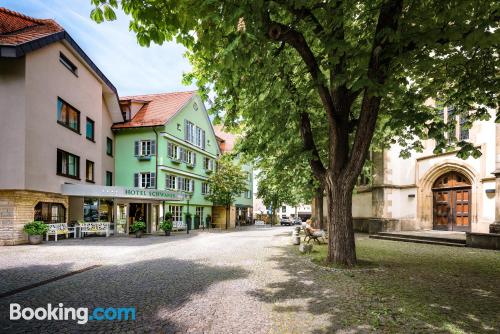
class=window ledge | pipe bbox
[86,179,95,184]
[57,121,81,135]
[86,137,95,143]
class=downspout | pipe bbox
[153,127,159,189]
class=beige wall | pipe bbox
[0,58,26,189]
[350,107,497,232]
[0,42,117,194]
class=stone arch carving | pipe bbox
[416,160,479,229]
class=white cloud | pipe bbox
[1,0,195,96]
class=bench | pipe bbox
[46,223,77,242]
[303,227,326,244]
[255,220,266,227]
[79,222,110,238]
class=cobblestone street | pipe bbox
[0,227,324,333]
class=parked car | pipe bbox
[293,218,303,225]
[280,218,293,226]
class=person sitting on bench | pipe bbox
[303,219,326,243]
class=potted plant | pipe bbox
[160,213,173,236]
[23,221,48,245]
[130,221,146,238]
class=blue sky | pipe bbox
[0,0,195,96]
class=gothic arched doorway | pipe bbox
[432,171,471,231]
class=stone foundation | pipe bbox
[0,190,68,245]
[466,232,500,250]
[353,218,401,234]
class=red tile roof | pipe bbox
[113,91,196,129]
[0,7,63,46]
[213,125,238,152]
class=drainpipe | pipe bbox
[153,127,159,189]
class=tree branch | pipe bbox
[344,0,404,185]
[300,112,326,180]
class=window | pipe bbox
[168,142,180,160]
[184,150,196,166]
[185,120,195,143]
[106,137,113,156]
[166,175,177,190]
[202,182,210,195]
[447,106,456,143]
[85,118,95,141]
[194,126,206,149]
[203,157,214,171]
[83,198,114,224]
[106,171,113,186]
[57,149,80,179]
[59,52,78,76]
[459,115,469,140]
[34,202,65,224]
[178,177,194,192]
[134,140,156,157]
[134,172,156,188]
[282,206,286,213]
[57,97,80,133]
[245,190,252,199]
[195,207,204,223]
[86,160,94,183]
[170,205,183,226]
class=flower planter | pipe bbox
[135,230,144,238]
[28,235,43,245]
[164,230,171,236]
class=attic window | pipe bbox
[59,52,78,76]
[193,102,198,111]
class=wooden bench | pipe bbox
[303,227,326,244]
[79,222,110,238]
[46,223,77,242]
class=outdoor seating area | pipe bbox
[45,222,111,241]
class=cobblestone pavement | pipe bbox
[0,226,339,333]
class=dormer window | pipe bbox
[59,52,78,76]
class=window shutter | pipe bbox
[151,140,156,155]
[191,179,195,192]
[192,153,196,166]
[180,148,186,162]
[150,173,156,188]
[134,141,139,156]
[134,173,139,187]
[202,130,206,149]
[168,143,172,157]
[184,120,188,141]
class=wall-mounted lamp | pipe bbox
[485,189,495,194]
[408,194,416,198]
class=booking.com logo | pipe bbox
[10,303,136,325]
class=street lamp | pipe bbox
[184,192,191,234]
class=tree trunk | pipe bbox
[326,179,357,267]
[316,186,324,230]
[225,205,230,229]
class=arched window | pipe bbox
[34,202,65,224]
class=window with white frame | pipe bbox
[203,157,214,171]
[134,140,156,156]
[202,182,210,195]
[184,178,194,192]
[167,142,180,160]
[134,172,156,188]
[166,175,177,190]
[184,150,196,165]
[194,126,206,149]
[245,190,252,199]
[170,205,183,225]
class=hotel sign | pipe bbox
[62,184,185,201]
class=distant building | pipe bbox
[213,126,253,228]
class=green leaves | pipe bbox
[205,154,248,207]
[90,7,104,23]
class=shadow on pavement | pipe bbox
[0,258,249,333]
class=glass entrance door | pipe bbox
[117,204,127,234]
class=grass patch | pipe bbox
[295,234,500,333]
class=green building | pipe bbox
[113,91,219,232]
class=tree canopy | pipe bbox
[91,0,499,266]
